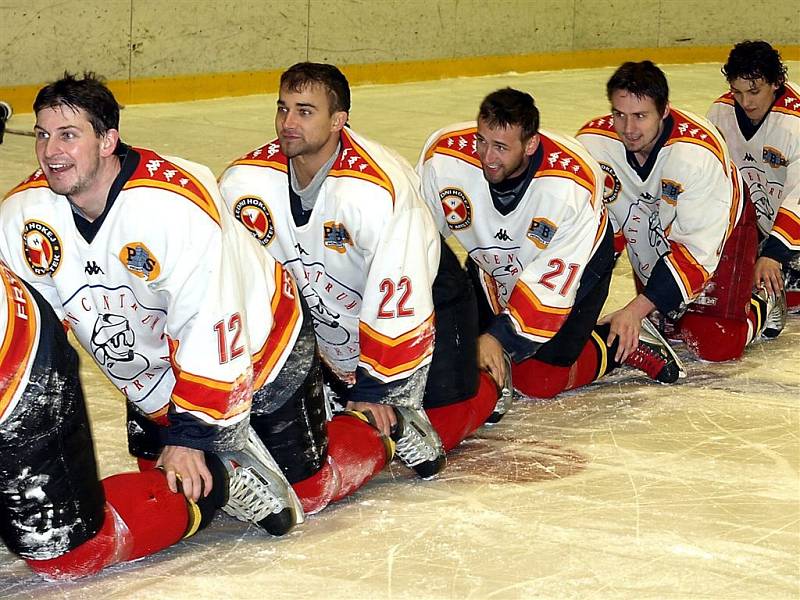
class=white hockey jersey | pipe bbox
[707,82,800,252]
[417,123,608,345]
[219,128,439,390]
[577,108,744,312]
[0,147,302,451]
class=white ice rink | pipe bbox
[0,62,798,599]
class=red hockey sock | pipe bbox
[26,470,188,579]
[292,413,389,514]
[786,291,800,312]
[679,313,748,361]
[137,457,158,471]
[425,371,497,451]
[512,332,608,398]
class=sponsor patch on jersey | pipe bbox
[600,163,621,203]
[439,187,472,230]
[22,220,62,276]
[527,217,558,249]
[323,221,353,254]
[119,242,161,281]
[763,146,788,169]
[233,196,275,246]
[660,179,683,206]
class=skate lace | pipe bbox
[395,424,438,467]
[624,342,666,378]
[223,466,282,523]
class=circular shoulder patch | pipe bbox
[22,220,62,276]
[234,196,275,246]
[600,162,621,204]
[438,187,472,230]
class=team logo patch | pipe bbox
[323,221,353,254]
[439,187,472,230]
[119,242,161,281]
[660,179,683,206]
[233,196,274,246]
[600,163,621,203]
[527,217,558,249]
[22,220,62,276]
[763,146,788,168]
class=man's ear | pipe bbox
[524,133,540,157]
[100,128,120,157]
[331,111,348,132]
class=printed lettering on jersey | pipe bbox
[439,187,473,230]
[119,242,161,282]
[323,221,353,254]
[763,146,788,169]
[527,217,558,249]
[63,285,171,409]
[233,196,275,246]
[600,163,621,204]
[470,249,524,306]
[660,179,683,206]
[22,220,62,276]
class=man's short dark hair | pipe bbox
[477,88,539,141]
[606,61,670,115]
[722,40,787,86]
[280,62,351,114]
[34,72,120,136]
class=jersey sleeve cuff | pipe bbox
[642,259,685,316]
[486,314,543,362]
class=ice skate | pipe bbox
[219,427,304,536]
[756,287,787,339]
[0,100,11,145]
[624,318,686,383]
[392,406,446,479]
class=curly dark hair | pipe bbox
[722,41,787,86]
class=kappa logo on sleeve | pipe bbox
[439,187,472,230]
[233,196,275,246]
[527,217,558,249]
[660,179,684,206]
[119,242,161,281]
[323,221,353,254]
[22,220,62,276]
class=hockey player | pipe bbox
[219,63,501,478]
[0,73,393,541]
[417,87,681,401]
[577,61,786,364]
[0,258,280,579]
[707,40,800,310]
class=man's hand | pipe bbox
[346,401,397,437]
[754,256,783,298]
[599,294,656,362]
[478,333,506,387]
[157,445,213,502]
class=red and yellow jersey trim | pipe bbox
[0,267,38,421]
[124,148,221,226]
[227,140,288,174]
[665,109,726,170]
[423,126,482,168]
[725,163,743,240]
[666,241,710,298]
[506,281,570,338]
[772,208,800,248]
[329,129,395,202]
[168,338,251,422]
[535,134,597,198]
[359,315,434,378]
[3,169,50,201]
[576,115,619,141]
[252,262,301,388]
[773,84,800,119]
[712,92,735,108]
